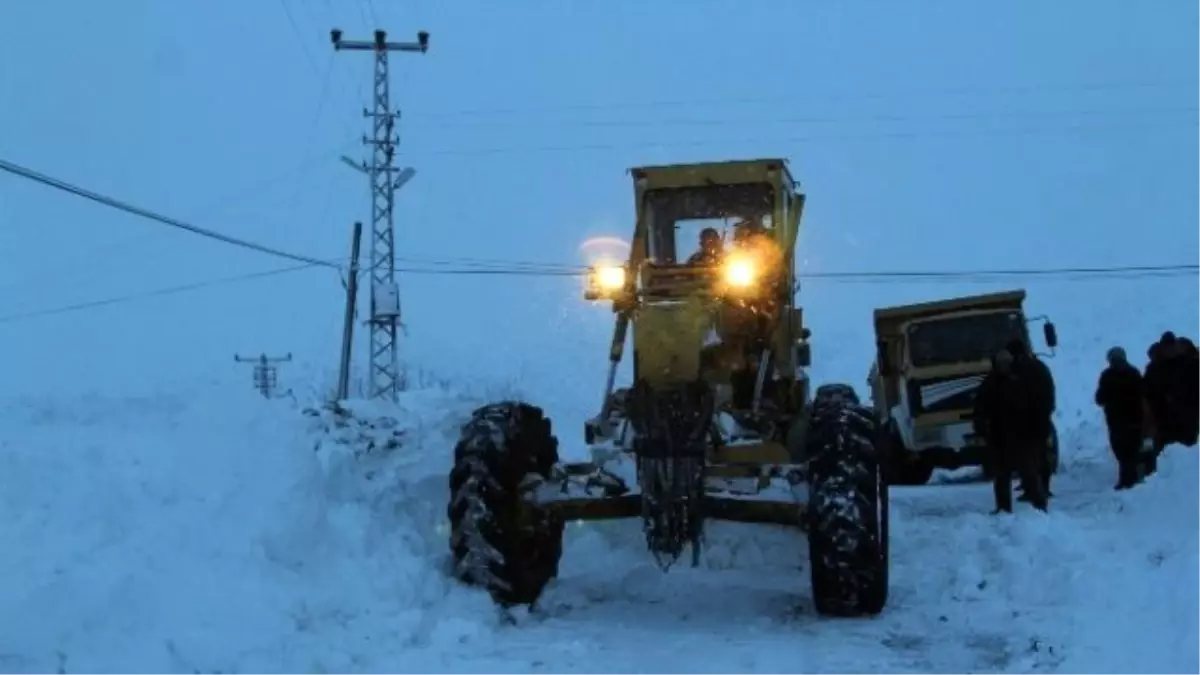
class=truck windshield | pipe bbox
[906,311,1026,368]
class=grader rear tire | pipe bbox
[447,402,564,607]
[805,384,889,617]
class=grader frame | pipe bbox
[559,158,814,534]
[446,158,889,617]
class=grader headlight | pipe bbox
[585,263,627,300]
[722,252,759,288]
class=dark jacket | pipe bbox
[1180,347,1199,416]
[974,369,1027,449]
[1014,355,1056,442]
[1144,341,1184,417]
[1095,361,1144,429]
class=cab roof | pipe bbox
[630,158,795,192]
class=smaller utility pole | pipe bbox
[235,353,293,399]
[336,222,363,401]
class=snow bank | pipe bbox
[2,378,1195,673]
[1052,448,1200,674]
[0,384,499,673]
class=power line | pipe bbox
[0,263,323,324]
[408,79,1197,119]
[394,266,583,276]
[353,0,373,33]
[394,255,584,272]
[274,0,362,144]
[3,259,1192,326]
[272,52,341,244]
[795,263,1200,280]
[3,152,1195,286]
[815,265,1200,282]
[402,119,1199,158]
[0,156,339,269]
[405,105,1199,131]
[383,262,1198,280]
[362,0,381,28]
[0,140,359,299]
[3,139,1195,312]
[279,0,323,75]
[0,151,591,277]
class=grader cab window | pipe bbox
[643,183,775,263]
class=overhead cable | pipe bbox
[0,156,339,269]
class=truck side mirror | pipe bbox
[796,341,812,367]
[877,341,894,377]
[1043,322,1058,349]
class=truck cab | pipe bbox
[868,290,1058,485]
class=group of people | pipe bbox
[1095,331,1199,490]
[972,329,1198,515]
[972,339,1058,513]
[685,218,775,267]
[686,218,786,412]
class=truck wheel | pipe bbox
[805,385,889,617]
[447,402,564,607]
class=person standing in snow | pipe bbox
[1170,336,1199,447]
[1006,338,1056,504]
[1095,346,1145,490]
[975,349,1047,513]
[1141,331,1198,473]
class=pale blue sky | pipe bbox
[0,1,1196,426]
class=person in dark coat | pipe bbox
[1095,346,1145,489]
[1006,338,1056,501]
[1142,339,1165,475]
[1171,336,1199,446]
[1141,331,1198,472]
[974,349,1047,513]
[1176,338,1200,427]
[687,227,724,265]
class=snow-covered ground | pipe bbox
[1,355,1196,673]
[0,270,1196,675]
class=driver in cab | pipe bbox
[731,217,783,276]
[687,227,724,265]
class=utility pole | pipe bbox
[336,222,363,401]
[234,353,293,399]
[331,26,429,403]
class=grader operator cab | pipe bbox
[447,158,889,619]
[868,290,1060,485]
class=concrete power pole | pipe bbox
[331,27,429,403]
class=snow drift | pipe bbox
[0,377,1195,673]
[0,386,492,673]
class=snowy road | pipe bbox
[0,387,1195,673]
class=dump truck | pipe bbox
[868,289,1059,485]
[446,158,889,618]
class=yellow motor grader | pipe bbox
[446,158,889,618]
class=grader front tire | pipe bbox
[447,402,565,607]
[805,385,889,617]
